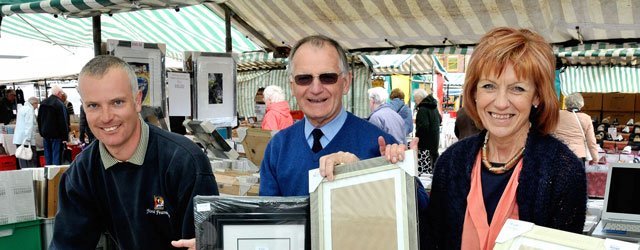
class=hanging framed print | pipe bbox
[309,154,419,250]
[107,39,166,113]
[185,52,237,127]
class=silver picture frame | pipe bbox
[310,156,419,250]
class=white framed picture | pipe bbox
[224,224,305,250]
[186,52,237,127]
[107,39,166,111]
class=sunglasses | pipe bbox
[293,73,340,86]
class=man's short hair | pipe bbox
[78,55,138,97]
[413,89,428,100]
[263,85,286,103]
[50,85,64,96]
[287,35,349,76]
[368,87,389,105]
[5,89,15,96]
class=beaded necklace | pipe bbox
[481,133,525,174]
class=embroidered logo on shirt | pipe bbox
[153,195,165,210]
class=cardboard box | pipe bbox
[603,93,635,112]
[213,170,259,196]
[0,170,36,225]
[602,111,635,126]
[46,166,69,218]
[241,128,274,167]
[636,94,640,111]
[580,93,603,111]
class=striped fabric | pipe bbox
[1,4,260,60]
[211,0,639,51]
[1,0,203,17]
[559,66,640,95]
[360,54,433,75]
[236,64,372,119]
[558,48,640,66]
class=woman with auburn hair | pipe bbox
[423,27,586,249]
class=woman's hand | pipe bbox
[378,136,419,163]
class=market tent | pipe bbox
[1,4,260,61]
[360,54,433,75]
[207,0,640,53]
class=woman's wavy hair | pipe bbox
[462,27,559,135]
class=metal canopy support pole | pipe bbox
[92,16,101,56]
[224,6,232,53]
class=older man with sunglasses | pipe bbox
[259,35,428,211]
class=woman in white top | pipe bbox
[13,97,39,168]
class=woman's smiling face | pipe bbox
[475,62,539,140]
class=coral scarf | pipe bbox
[461,152,523,249]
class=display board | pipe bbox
[185,52,237,127]
[107,39,166,114]
[167,72,191,116]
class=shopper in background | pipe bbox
[554,92,599,164]
[78,105,95,145]
[367,87,406,144]
[414,88,442,170]
[454,106,481,140]
[261,85,294,130]
[389,88,413,136]
[424,27,586,249]
[259,35,428,211]
[13,97,39,168]
[50,55,219,250]
[37,85,68,165]
[61,92,75,118]
[0,89,16,124]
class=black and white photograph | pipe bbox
[208,73,223,104]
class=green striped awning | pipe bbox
[1,0,203,17]
[559,65,640,95]
[360,54,433,75]
[1,4,260,60]
[557,48,640,66]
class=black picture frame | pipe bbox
[195,196,310,250]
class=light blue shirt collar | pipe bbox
[304,108,347,149]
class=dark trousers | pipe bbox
[14,144,39,169]
[43,138,63,165]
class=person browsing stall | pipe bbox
[259,35,428,209]
[50,55,219,250]
[424,27,587,249]
[261,85,294,130]
[13,97,39,168]
[554,92,599,164]
[367,87,407,144]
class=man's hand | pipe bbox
[319,151,359,181]
[171,238,195,250]
[378,136,418,163]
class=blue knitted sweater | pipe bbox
[260,112,399,196]
[423,129,587,249]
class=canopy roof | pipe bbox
[1,4,260,60]
[208,0,640,53]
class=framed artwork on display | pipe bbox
[107,39,166,113]
[310,154,419,250]
[194,196,310,250]
[185,52,237,127]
